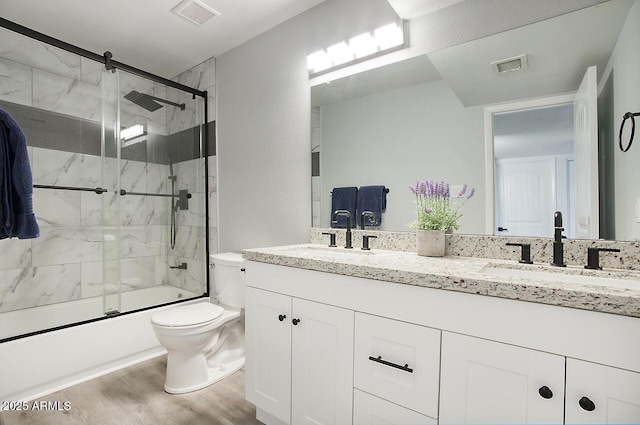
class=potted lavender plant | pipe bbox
[408,180,475,256]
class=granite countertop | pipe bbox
[242,244,640,318]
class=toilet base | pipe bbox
[161,310,245,394]
[164,356,245,394]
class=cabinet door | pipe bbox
[353,389,436,425]
[245,287,292,424]
[566,358,640,423]
[291,298,354,425]
[440,332,565,424]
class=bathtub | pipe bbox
[0,286,205,401]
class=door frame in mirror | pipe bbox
[484,93,576,236]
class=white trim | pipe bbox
[483,93,575,235]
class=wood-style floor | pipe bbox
[0,356,262,425]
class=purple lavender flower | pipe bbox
[467,187,476,200]
[424,207,432,214]
[457,184,467,197]
[418,181,427,195]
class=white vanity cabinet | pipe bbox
[565,358,640,423]
[439,332,565,424]
[245,286,354,425]
[244,259,640,425]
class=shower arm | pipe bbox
[146,95,186,110]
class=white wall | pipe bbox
[320,80,485,233]
[602,0,640,241]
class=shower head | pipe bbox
[124,90,163,112]
[124,91,186,112]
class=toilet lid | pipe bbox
[152,303,224,327]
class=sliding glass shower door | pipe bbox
[0,25,208,341]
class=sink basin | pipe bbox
[288,245,377,256]
[482,264,640,290]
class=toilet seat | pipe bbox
[152,303,224,328]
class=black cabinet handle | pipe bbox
[292,318,300,325]
[498,226,508,232]
[278,314,286,322]
[579,396,596,411]
[368,355,413,373]
[538,386,553,399]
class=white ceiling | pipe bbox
[0,0,325,79]
[427,0,633,106]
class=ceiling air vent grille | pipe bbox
[491,54,528,74]
[172,0,220,26]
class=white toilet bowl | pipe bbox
[151,252,245,394]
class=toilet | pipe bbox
[151,252,246,394]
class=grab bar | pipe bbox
[33,184,107,194]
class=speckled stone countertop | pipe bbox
[243,244,640,318]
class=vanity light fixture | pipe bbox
[307,21,407,76]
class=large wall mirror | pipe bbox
[311,0,640,242]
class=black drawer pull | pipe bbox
[368,355,413,373]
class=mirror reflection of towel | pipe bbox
[357,185,387,227]
[330,187,357,228]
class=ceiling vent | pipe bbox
[172,0,220,26]
[491,54,528,74]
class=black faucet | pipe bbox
[332,210,353,249]
[551,211,566,267]
[360,210,375,229]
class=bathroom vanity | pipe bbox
[243,244,640,425]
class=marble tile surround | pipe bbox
[0,148,210,314]
[310,228,640,271]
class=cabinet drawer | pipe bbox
[353,389,436,425]
[354,312,440,418]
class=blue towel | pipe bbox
[0,107,39,239]
[330,187,357,228]
[357,185,387,227]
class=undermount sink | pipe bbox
[482,264,640,290]
[288,245,377,255]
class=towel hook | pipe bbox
[619,111,640,152]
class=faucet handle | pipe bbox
[322,232,337,247]
[362,235,377,251]
[506,243,533,264]
[585,247,621,270]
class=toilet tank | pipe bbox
[211,252,245,308]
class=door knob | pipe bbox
[278,314,286,322]
[538,386,553,399]
[292,318,301,325]
[579,396,596,411]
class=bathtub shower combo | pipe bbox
[0,20,211,347]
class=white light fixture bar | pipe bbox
[307,21,407,77]
[121,124,146,141]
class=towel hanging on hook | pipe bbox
[619,111,640,152]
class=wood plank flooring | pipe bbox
[0,355,262,425]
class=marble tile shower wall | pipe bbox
[0,28,216,313]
